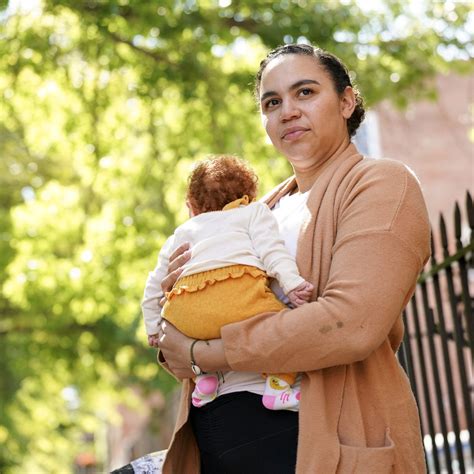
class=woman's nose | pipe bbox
[279,100,301,122]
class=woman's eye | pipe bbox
[265,98,280,109]
[299,88,313,97]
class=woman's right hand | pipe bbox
[159,242,191,306]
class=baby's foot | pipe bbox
[192,375,218,408]
[195,375,218,396]
[262,376,301,410]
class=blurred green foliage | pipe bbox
[0,0,472,472]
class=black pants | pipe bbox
[190,391,298,474]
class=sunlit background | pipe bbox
[0,0,472,472]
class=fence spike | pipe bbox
[430,231,437,264]
[454,202,461,240]
[439,213,448,253]
[466,191,473,231]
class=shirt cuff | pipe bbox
[282,275,306,295]
[143,308,162,335]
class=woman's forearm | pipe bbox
[194,338,232,373]
[221,233,423,374]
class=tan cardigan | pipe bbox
[162,143,431,474]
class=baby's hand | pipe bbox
[148,334,160,348]
[288,281,314,307]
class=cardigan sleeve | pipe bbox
[141,234,175,335]
[248,202,305,294]
[221,162,431,373]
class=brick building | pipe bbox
[355,73,473,227]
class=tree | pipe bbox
[0,0,472,471]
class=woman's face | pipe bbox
[259,54,355,171]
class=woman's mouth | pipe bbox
[281,127,309,141]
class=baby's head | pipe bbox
[186,155,258,216]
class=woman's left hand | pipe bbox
[157,320,195,379]
[157,320,231,379]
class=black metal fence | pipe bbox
[398,191,473,473]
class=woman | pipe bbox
[132,44,430,473]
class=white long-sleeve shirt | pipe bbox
[141,201,305,335]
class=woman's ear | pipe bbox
[340,86,356,119]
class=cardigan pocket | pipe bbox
[337,428,395,474]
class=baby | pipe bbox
[142,155,313,410]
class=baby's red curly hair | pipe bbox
[187,155,259,214]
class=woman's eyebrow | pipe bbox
[289,79,321,90]
[260,79,321,103]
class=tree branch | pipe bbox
[100,27,177,67]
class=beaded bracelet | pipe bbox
[190,339,210,376]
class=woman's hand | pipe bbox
[157,320,195,379]
[159,242,191,306]
[157,320,232,379]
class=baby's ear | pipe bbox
[186,200,197,217]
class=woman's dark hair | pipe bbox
[254,44,365,137]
